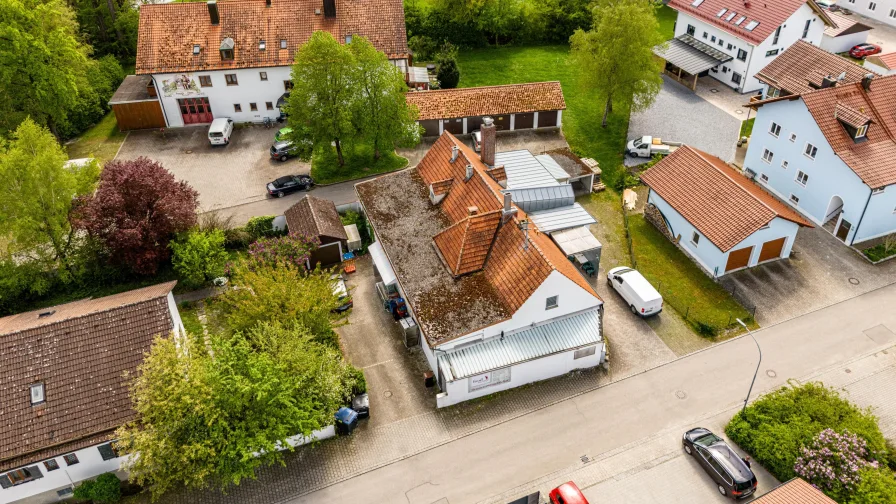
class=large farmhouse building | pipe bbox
[120,0,409,129]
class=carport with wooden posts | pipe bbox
[653,34,733,91]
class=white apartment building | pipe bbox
[658,0,834,93]
[839,0,896,28]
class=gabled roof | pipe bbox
[755,40,874,95]
[284,195,348,242]
[868,52,896,71]
[136,0,409,75]
[752,478,836,504]
[835,102,872,128]
[405,82,566,121]
[824,11,872,37]
[667,0,833,46]
[357,133,599,345]
[434,210,502,276]
[641,146,812,252]
[0,282,177,472]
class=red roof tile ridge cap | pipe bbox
[304,196,322,237]
[409,81,562,96]
[0,281,177,337]
[689,147,779,224]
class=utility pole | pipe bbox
[737,318,761,416]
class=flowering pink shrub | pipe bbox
[794,428,880,500]
[244,232,320,271]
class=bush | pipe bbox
[408,35,439,61]
[795,429,881,502]
[852,467,896,504]
[73,472,121,503]
[436,43,460,89]
[346,365,367,397]
[340,210,371,250]
[726,383,889,484]
[58,56,125,140]
[244,232,320,271]
[694,321,717,338]
[244,215,282,241]
[170,229,228,289]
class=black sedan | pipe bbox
[683,428,757,499]
[266,174,314,198]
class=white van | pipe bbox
[607,266,663,317]
[208,118,234,146]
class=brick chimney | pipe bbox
[480,117,496,167]
[207,0,219,25]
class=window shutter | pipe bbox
[0,474,12,489]
[26,466,43,480]
[98,443,117,461]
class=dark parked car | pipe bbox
[270,140,300,162]
[683,428,757,499]
[849,43,882,59]
[265,174,314,198]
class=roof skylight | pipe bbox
[725,11,737,21]
[735,16,746,25]
[717,8,727,17]
[192,44,200,55]
[691,0,705,6]
[745,20,760,31]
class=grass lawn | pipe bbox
[656,4,678,40]
[178,301,205,335]
[457,46,631,187]
[578,189,629,268]
[65,111,127,164]
[310,143,408,185]
[628,214,755,336]
[740,117,755,138]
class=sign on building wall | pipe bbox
[161,74,201,97]
[469,367,511,392]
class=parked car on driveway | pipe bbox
[332,274,353,313]
[265,174,314,197]
[683,428,757,499]
[275,127,292,142]
[208,118,234,146]
[625,136,683,158]
[270,140,299,162]
[607,267,663,317]
[548,482,589,504]
[850,43,882,59]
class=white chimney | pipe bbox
[465,164,473,181]
[450,145,459,163]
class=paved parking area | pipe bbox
[720,226,896,326]
[627,75,742,166]
[850,10,896,49]
[117,125,306,212]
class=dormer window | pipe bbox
[259,40,266,51]
[192,44,201,55]
[30,382,45,405]
[280,39,287,49]
[220,37,235,61]
[856,124,868,139]
[835,103,872,144]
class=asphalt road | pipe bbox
[288,282,896,504]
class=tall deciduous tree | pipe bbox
[117,323,361,499]
[288,32,356,166]
[73,157,198,275]
[0,0,91,137]
[0,119,99,279]
[570,0,664,127]
[349,36,421,160]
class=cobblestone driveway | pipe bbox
[116,125,307,212]
[627,75,742,166]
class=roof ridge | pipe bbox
[408,81,562,96]
[304,196,322,237]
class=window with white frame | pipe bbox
[869,1,877,11]
[782,160,789,169]
[772,26,781,45]
[796,170,809,186]
[790,194,800,205]
[703,31,709,39]
[737,49,747,61]
[789,132,797,142]
[802,19,811,38]
[769,122,781,137]
[546,296,558,310]
[766,49,779,57]
[872,187,885,195]
[804,143,818,159]
[687,24,696,35]
[890,8,896,18]
[760,173,769,183]
[574,346,597,360]
[762,149,774,163]
[30,383,44,405]
[691,231,700,245]
[856,124,868,139]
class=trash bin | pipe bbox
[334,407,358,435]
[423,371,435,388]
[352,393,370,419]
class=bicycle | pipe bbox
[263,117,273,129]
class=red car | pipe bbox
[549,482,590,504]
[850,43,882,59]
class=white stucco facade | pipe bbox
[673,4,826,93]
[743,98,896,245]
[648,190,801,277]
[820,29,870,54]
[841,0,896,28]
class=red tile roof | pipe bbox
[0,282,177,472]
[667,0,832,46]
[357,132,599,345]
[824,10,872,37]
[868,52,896,70]
[284,195,348,242]
[835,102,872,128]
[136,0,409,75]
[406,82,566,121]
[641,146,812,252]
[755,40,874,95]
[752,478,836,504]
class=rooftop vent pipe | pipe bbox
[450,145,459,163]
[465,164,474,181]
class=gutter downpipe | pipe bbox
[850,188,873,246]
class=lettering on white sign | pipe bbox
[469,367,511,392]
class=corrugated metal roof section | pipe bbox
[552,226,602,256]
[437,309,602,381]
[653,34,733,75]
[496,150,561,189]
[535,154,570,182]
[528,203,597,233]
[504,184,575,213]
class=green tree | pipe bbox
[70,0,138,60]
[287,31,357,166]
[436,43,461,89]
[349,36,421,160]
[852,467,896,504]
[117,323,359,499]
[170,229,228,289]
[0,0,92,137]
[570,0,664,127]
[221,260,342,346]
[0,119,99,280]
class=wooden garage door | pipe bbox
[758,237,786,262]
[514,112,534,129]
[493,115,510,131]
[420,119,440,137]
[442,118,463,134]
[725,246,753,272]
[466,116,484,133]
[537,110,558,128]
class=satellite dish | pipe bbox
[837,71,847,81]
